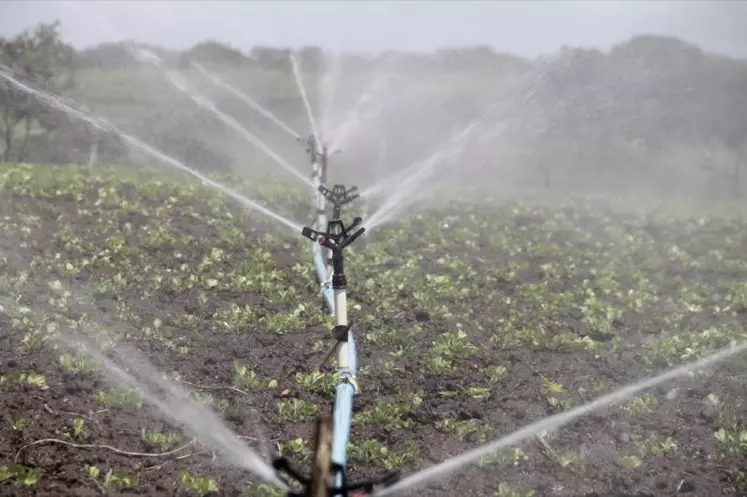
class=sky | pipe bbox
[1,1,746,59]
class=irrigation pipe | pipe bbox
[269,136,400,497]
[306,134,336,316]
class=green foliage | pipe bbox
[0,463,40,487]
[0,20,75,162]
[3,19,747,199]
[182,41,253,67]
[178,472,219,496]
[1,161,747,495]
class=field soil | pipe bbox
[1,164,747,497]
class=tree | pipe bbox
[0,21,74,162]
[74,42,138,70]
[250,46,292,71]
[181,41,253,68]
[298,45,323,73]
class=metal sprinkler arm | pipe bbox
[302,217,363,307]
[301,217,365,258]
[318,184,359,220]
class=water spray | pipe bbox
[372,342,747,497]
[0,64,304,234]
[130,47,313,188]
[290,52,321,152]
[284,98,747,497]
[192,61,302,141]
[327,71,391,155]
[14,37,736,497]
[51,331,286,488]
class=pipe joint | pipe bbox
[332,273,347,289]
[340,371,359,395]
[345,376,360,395]
[332,324,351,342]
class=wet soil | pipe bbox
[1,187,746,497]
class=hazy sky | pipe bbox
[1,1,746,58]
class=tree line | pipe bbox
[1,21,747,200]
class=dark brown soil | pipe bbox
[1,168,747,497]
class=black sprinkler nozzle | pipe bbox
[301,215,364,262]
[301,226,317,242]
[340,227,365,250]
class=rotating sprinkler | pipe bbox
[313,183,360,319]
[272,196,399,497]
[319,184,359,222]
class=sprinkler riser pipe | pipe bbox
[334,289,348,328]
[335,343,350,371]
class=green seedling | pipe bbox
[178,472,219,496]
[234,363,278,389]
[494,483,535,497]
[0,463,40,487]
[86,465,137,492]
[355,399,414,429]
[94,388,144,408]
[438,419,491,442]
[276,398,318,423]
[141,428,181,450]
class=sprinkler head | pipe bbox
[319,184,359,207]
[300,217,364,253]
[319,184,359,220]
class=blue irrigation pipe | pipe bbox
[330,275,358,495]
[273,137,398,497]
